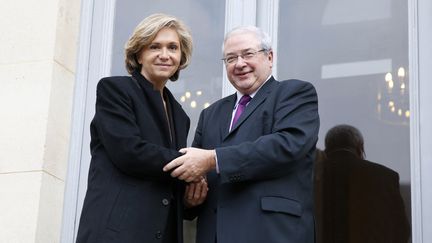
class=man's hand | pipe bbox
[163,147,216,182]
[184,177,208,208]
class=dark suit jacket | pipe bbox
[76,71,190,243]
[315,150,410,243]
[189,77,319,243]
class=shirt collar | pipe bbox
[234,75,272,106]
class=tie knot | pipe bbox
[238,95,251,106]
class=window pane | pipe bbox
[277,0,411,241]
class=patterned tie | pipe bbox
[230,95,252,130]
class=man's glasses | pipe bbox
[222,49,266,65]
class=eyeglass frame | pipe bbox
[222,49,267,65]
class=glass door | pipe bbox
[277,0,411,241]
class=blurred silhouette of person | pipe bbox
[314,124,410,243]
[313,147,326,243]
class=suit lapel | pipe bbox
[215,93,237,141]
[225,78,277,139]
[220,94,237,140]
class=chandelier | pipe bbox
[377,67,409,125]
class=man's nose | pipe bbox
[234,56,247,67]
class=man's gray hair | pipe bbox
[222,25,272,53]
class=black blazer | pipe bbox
[189,77,319,243]
[315,150,410,243]
[76,71,190,243]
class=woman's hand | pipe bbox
[184,176,208,208]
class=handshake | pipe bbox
[163,147,216,207]
[163,147,216,182]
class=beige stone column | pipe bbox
[0,0,81,242]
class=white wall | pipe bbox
[0,0,81,242]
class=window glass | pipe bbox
[277,0,411,239]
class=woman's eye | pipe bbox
[169,45,179,50]
[149,45,159,50]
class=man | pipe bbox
[164,26,319,243]
[315,124,410,243]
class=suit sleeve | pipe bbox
[216,81,319,184]
[93,78,182,179]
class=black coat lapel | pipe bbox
[165,88,188,149]
[132,71,172,144]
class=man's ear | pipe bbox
[268,50,274,68]
[268,50,273,61]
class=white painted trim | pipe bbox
[224,0,256,31]
[408,0,422,241]
[90,0,116,76]
[60,0,94,242]
[60,0,116,242]
[416,0,432,241]
[256,0,279,79]
[410,0,432,241]
[222,0,257,97]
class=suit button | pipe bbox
[162,198,170,206]
[155,230,162,239]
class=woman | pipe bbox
[76,13,200,243]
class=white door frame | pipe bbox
[60,0,115,242]
[61,0,431,242]
[409,0,432,242]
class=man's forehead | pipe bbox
[224,48,256,55]
[226,32,256,43]
[224,35,259,53]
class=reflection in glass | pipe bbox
[277,0,411,242]
[378,67,409,125]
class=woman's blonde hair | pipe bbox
[125,13,193,81]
